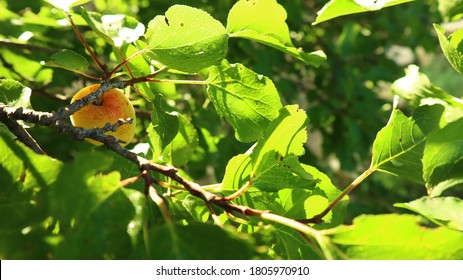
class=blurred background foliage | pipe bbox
[1,0,463,226]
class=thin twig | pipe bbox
[219,180,253,201]
[303,168,375,224]
[148,185,173,223]
[205,202,224,227]
[120,174,143,187]
[67,14,107,75]
[0,115,46,155]
[110,48,149,78]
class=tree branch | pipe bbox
[0,82,325,250]
[0,114,46,155]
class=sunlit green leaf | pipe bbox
[434,23,463,76]
[391,65,463,125]
[227,0,292,45]
[251,105,312,191]
[0,49,52,83]
[438,0,463,22]
[222,153,252,190]
[371,105,444,183]
[265,165,347,259]
[221,106,315,193]
[207,60,282,143]
[392,65,463,114]
[0,7,19,21]
[0,79,32,108]
[324,214,463,259]
[227,0,326,67]
[44,50,89,75]
[182,195,210,223]
[422,118,463,197]
[315,0,415,24]
[274,226,325,259]
[395,196,463,231]
[145,5,228,73]
[274,165,347,228]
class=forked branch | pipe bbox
[0,89,326,256]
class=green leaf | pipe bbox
[48,150,114,222]
[207,60,283,142]
[371,105,444,183]
[438,0,463,22]
[82,9,145,47]
[145,5,228,73]
[315,0,415,24]
[0,7,19,21]
[147,95,179,157]
[0,79,32,108]
[227,0,292,45]
[302,165,348,228]
[271,165,347,228]
[121,43,177,101]
[148,223,255,259]
[434,23,463,76]
[391,65,463,112]
[422,118,463,196]
[0,130,61,191]
[44,150,146,259]
[324,214,463,259]
[222,105,330,210]
[182,195,210,223]
[44,50,89,76]
[0,49,52,84]
[265,165,349,259]
[222,153,252,190]
[274,226,325,259]
[160,113,198,166]
[0,133,62,259]
[251,105,312,191]
[227,0,326,67]
[123,188,147,246]
[395,197,463,231]
[221,106,315,193]
[54,173,143,259]
[252,105,307,164]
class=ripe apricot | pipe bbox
[70,84,136,146]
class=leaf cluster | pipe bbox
[1,0,463,260]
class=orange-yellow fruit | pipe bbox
[70,84,136,146]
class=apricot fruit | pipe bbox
[70,84,136,146]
